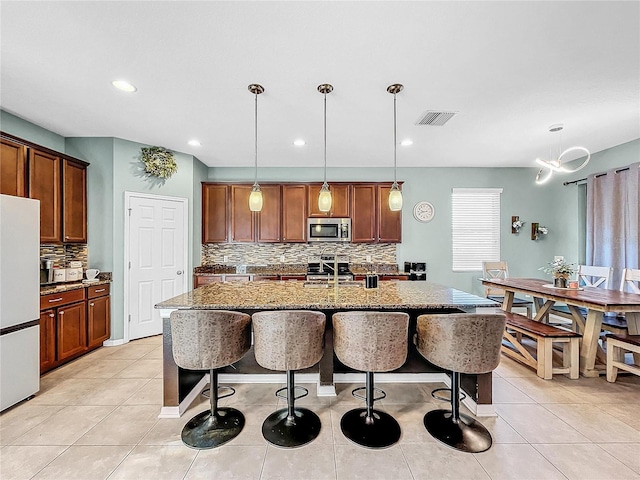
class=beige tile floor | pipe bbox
[1,335,639,480]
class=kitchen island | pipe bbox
[155,280,499,418]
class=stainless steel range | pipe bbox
[306,254,353,282]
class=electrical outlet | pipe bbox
[223,255,229,263]
[366,255,372,262]
[280,254,285,262]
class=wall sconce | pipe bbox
[511,216,525,234]
[531,223,549,240]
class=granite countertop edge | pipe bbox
[40,279,111,295]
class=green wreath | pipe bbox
[140,146,178,179]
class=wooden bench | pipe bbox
[606,334,640,382]
[501,312,581,380]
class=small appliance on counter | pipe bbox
[40,258,54,285]
[404,262,427,281]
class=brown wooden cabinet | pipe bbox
[377,184,402,243]
[62,159,87,243]
[2,132,88,244]
[230,185,255,242]
[257,185,282,242]
[194,274,223,288]
[87,284,110,349]
[351,184,377,242]
[40,285,110,374]
[308,183,350,218]
[57,301,86,362]
[202,184,229,242]
[39,309,56,373]
[282,184,307,242]
[29,149,62,243]
[1,138,27,196]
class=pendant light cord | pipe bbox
[393,92,397,184]
[323,92,327,184]
[254,91,258,186]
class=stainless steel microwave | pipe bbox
[307,218,351,242]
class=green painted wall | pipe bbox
[65,137,115,272]
[1,110,66,152]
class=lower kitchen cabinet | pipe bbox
[39,310,56,373]
[57,301,86,362]
[87,285,110,349]
[40,285,111,374]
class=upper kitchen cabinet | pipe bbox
[230,185,255,242]
[351,183,402,243]
[3,132,88,244]
[308,183,350,218]
[202,184,229,242]
[62,159,87,243]
[282,184,307,242]
[256,184,282,243]
[29,149,62,243]
[351,184,377,242]
[376,184,402,243]
[1,137,27,197]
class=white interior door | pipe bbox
[127,193,187,340]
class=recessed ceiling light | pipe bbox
[400,139,413,146]
[293,139,306,146]
[188,139,201,147]
[111,80,137,93]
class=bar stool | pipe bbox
[416,313,506,453]
[170,309,251,449]
[332,311,409,448]
[252,310,326,448]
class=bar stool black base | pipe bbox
[262,407,321,448]
[423,409,492,453]
[181,407,245,450]
[340,408,401,449]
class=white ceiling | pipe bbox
[1,1,638,169]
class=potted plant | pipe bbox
[539,259,576,288]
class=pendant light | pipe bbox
[317,84,333,212]
[248,84,264,211]
[534,124,590,185]
[387,83,403,211]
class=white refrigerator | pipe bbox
[0,194,40,411]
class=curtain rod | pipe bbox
[563,166,631,186]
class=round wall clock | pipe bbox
[413,201,435,222]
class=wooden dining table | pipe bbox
[481,277,640,377]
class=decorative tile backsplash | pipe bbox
[201,243,397,266]
[40,244,88,268]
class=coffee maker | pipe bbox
[40,258,54,285]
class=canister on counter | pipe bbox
[53,268,66,282]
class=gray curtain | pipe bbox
[586,162,639,288]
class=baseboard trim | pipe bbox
[102,338,126,347]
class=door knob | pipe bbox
[177,270,183,275]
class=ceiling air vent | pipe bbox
[415,111,457,126]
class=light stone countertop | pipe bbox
[40,279,111,295]
[155,280,498,311]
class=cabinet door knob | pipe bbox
[89,303,95,307]
[59,311,64,316]
[49,313,54,318]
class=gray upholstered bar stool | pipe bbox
[170,309,251,449]
[333,311,409,449]
[415,313,506,453]
[252,310,326,448]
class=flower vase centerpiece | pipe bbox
[539,259,576,288]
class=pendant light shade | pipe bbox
[387,84,404,211]
[248,84,264,211]
[318,84,333,213]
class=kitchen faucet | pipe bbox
[318,246,339,285]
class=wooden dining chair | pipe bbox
[482,261,533,318]
[601,268,640,336]
[550,265,613,332]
